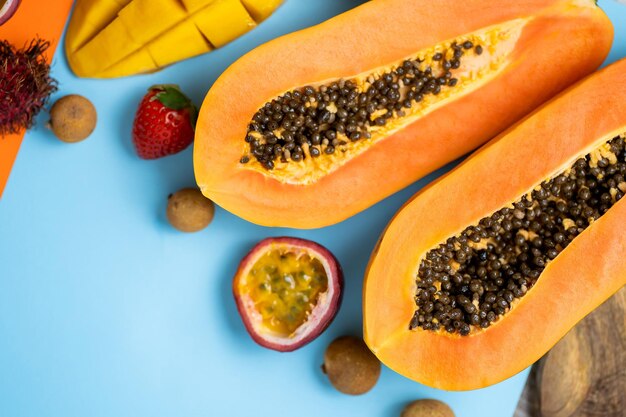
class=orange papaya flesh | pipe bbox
[363,58,626,391]
[194,0,613,229]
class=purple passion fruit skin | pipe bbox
[0,0,21,26]
[233,237,343,352]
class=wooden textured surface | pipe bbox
[514,287,626,417]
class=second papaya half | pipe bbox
[194,0,613,228]
[364,58,626,390]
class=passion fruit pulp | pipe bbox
[233,237,343,352]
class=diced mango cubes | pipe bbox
[180,0,216,13]
[117,0,188,44]
[192,0,256,48]
[65,0,283,78]
[241,0,283,21]
[97,48,158,78]
[70,18,142,76]
[147,19,212,67]
[65,0,130,52]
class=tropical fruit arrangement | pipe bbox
[192,0,624,396]
[65,0,283,78]
[2,0,625,411]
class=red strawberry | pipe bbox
[132,84,198,160]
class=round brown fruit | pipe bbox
[401,400,455,417]
[322,336,381,395]
[166,188,215,232]
[0,0,21,26]
[233,237,343,352]
[48,94,97,143]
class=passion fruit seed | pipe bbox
[166,188,214,233]
[242,39,483,170]
[48,95,97,143]
[411,134,626,336]
[401,399,455,417]
[248,251,328,335]
[322,336,381,395]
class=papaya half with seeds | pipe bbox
[194,0,613,229]
[363,58,626,391]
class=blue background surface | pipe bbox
[1,1,625,416]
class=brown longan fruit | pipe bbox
[401,399,455,417]
[166,188,214,233]
[322,336,381,395]
[48,95,97,143]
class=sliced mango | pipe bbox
[241,0,282,21]
[65,0,130,52]
[98,48,158,78]
[147,19,212,67]
[65,0,283,78]
[192,0,256,48]
[69,18,142,76]
[180,0,216,13]
[117,0,188,44]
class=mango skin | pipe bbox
[65,0,283,78]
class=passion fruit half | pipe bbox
[0,0,20,26]
[233,237,343,352]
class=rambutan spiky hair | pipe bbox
[0,38,57,136]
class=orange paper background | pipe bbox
[0,0,74,198]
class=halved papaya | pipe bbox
[194,0,613,229]
[363,58,626,391]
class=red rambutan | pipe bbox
[0,38,57,136]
